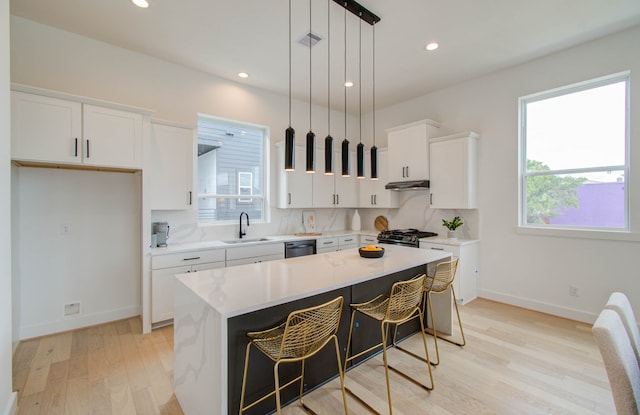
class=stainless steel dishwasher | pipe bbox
[284,239,317,258]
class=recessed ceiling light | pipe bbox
[132,0,149,8]
[344,81,354,87]
[238,72,249,78]
[425,42,439,51]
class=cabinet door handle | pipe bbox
[183,256,201,261]
[402,167,405,178]
[74,138,78,157]
[430,194,433,205]
[430,247,444,251]
[370,195,373,205]
[188,191,192,205]
[344,238,353,242]
[406,166,409,177]
[288,192,292,205]
[336,194,339,205]
[374,194,377,205]
[85,139,90,158]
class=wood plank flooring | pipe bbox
[13,299,615,414]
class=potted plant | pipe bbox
[442,216,463,239]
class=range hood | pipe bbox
[385,180,430,190]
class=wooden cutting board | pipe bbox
[374,215,388,232]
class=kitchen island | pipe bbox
[173,244,451,415]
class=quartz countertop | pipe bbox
[151,229,379,255]
[419,237,480,246]
[175,244,450,318]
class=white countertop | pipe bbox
[419,237,480,246]
[151,229,379,255]
[175,244,450,318]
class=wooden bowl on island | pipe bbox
[359,246,385,258]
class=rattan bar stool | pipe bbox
[343,275,433,415]
[239,296,348,415]
[422,258,465,365]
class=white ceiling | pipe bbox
[10,0,640,113]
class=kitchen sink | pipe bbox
[223,237,273,244]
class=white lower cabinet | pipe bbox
[338,235,358,250]
[151,249,225,324]
[359,234,378,247]
[316,236,338,254]
[419,239,479,304]
[225,243,284,267]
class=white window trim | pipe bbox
[517,71,631,237]
[196,114,271,226]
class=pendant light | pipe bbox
[370,22,378,180]
[306,0,316,173]
[356,15,365,179]
[341,3,350,177]
[324,0,334,175]
[284,0,295,171]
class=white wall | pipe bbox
[1,0,17,413]
[17,168,141,339]
[372,24,640,322]
[9,14,640,324]
[10,16,356,244]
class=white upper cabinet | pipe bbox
[358,149,398,208]
[149,121,194,210]
[386,119,440,183]
[11,87,148,169]
[277,143,313,208]
[313,146,358,208]
[11,91,82,165]
[82,104,143,169]
[429,132,479,209]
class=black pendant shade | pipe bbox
[370,145,378,179]
[341,138,350,177]
[284,126,295,171]
[325,135,334,175]
[306,131,315,173]
[356,142,365,178]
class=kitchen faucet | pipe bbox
[239,211,250,238]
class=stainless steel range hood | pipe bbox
[385,180,430,190]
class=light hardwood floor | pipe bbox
[13,299,615,414]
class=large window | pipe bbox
[197,115,268,224]
[519,72,629,230]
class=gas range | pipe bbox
[377,228,438,247]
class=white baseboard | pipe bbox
[19,306,141,340]
[2,391,17,415]
[478,289,598,324]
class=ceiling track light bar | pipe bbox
[332,0,380,25]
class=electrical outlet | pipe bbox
[64,302,80,316]
[569,285,580,297]
[60,223,71,236]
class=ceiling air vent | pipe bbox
[298,32,323,48]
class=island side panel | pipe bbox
[227,287,352,415]
[425,258,454,335]
[174,279,227,415]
